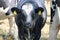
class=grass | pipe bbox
[0,33,59,40]
[41,38,60,40]
[0,34,14,40]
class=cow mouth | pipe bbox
[24,22,35,29]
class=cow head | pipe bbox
[11,3,47,29]
[0,0,10,16]
[0,0,12,16]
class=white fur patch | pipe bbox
[22,3,33,15]
[9,0,12,3]
[0,7,10,15]
[22,3,33,22]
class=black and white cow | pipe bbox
[0,0,19,40]
[49,0,60,40]
[11,0,47,40]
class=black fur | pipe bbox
[50,1,56,24]
[11,0,46,40]
[50,8,55,23]
[56,0,60,7]
[15,14,44,40]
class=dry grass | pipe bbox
[0,35,14,40]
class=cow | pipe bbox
[11,0,47,40]
[49,0,60,40]
[0,0,19,40]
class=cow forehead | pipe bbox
[22,3,34,15]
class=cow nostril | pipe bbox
[5,13,10,15]
[25,23,31,26]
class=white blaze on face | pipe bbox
[22,3,33,22]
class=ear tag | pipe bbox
[13,10,17,16]
[38,11,42,15]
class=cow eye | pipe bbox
[35,7,44,15]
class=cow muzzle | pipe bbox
[24,21,35,29]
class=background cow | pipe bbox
[49,0,60,40]
[0,0,19,40]
[11,0,47,40]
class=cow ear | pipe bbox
[11,7,20,15]
[35,7,44,15]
